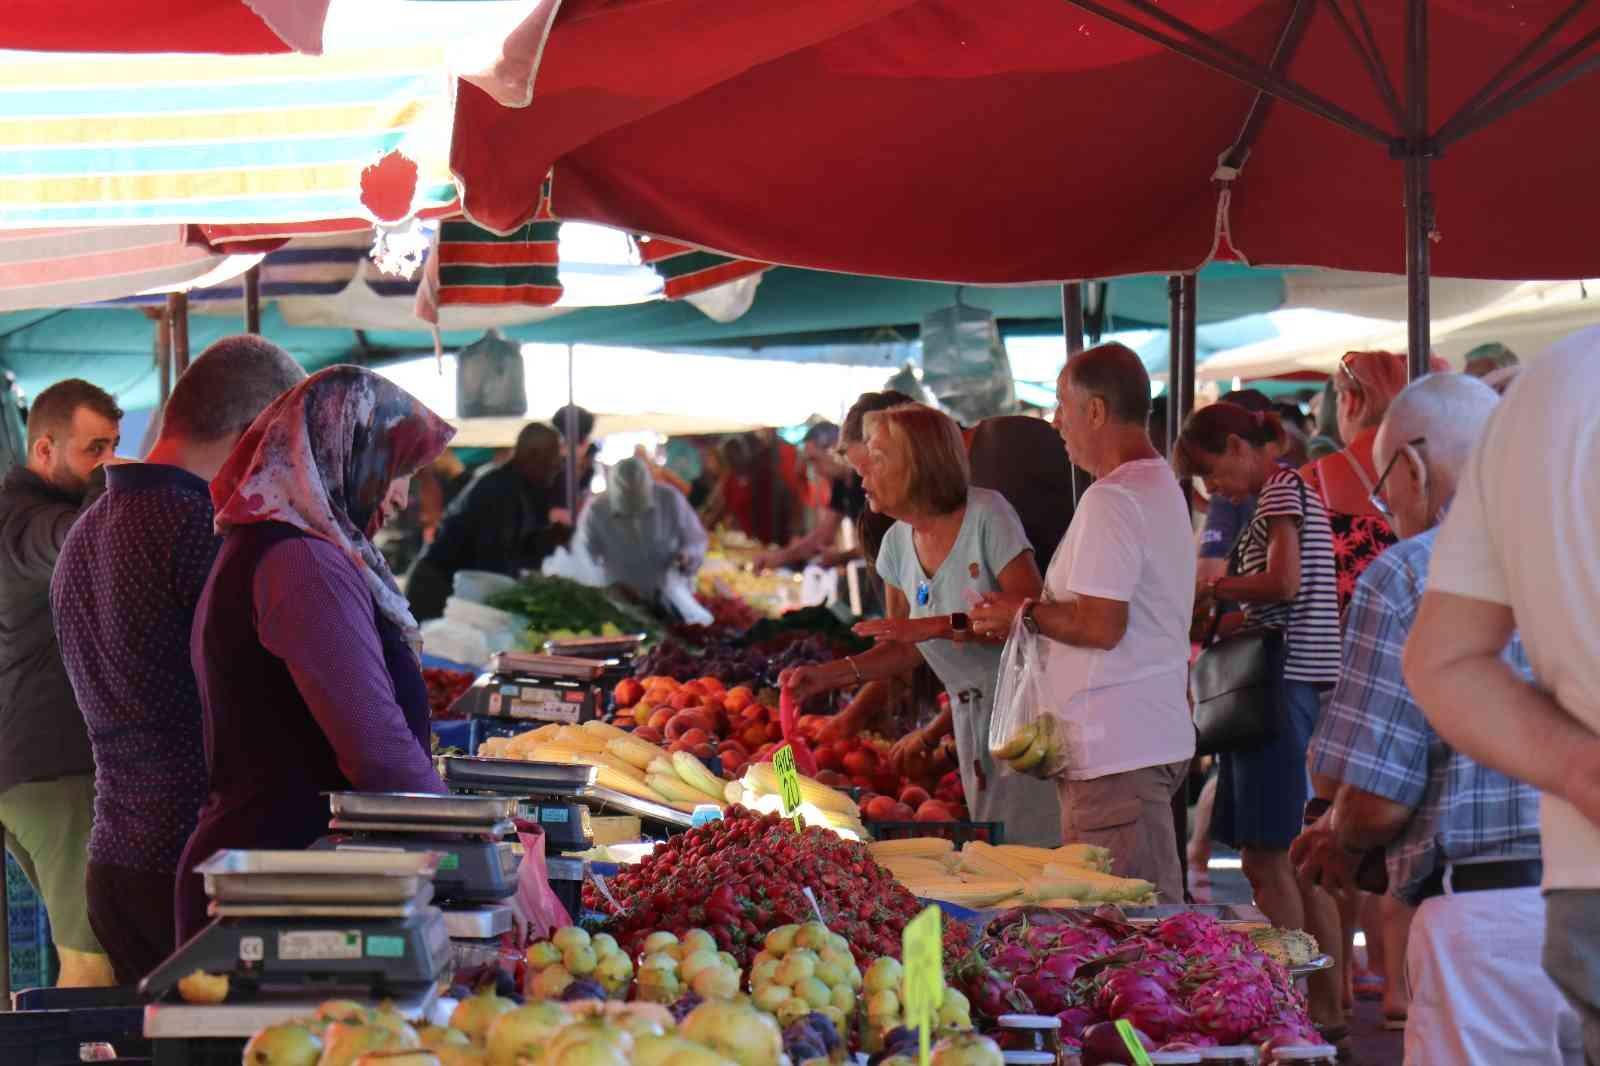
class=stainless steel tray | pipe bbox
[579,784,693,828]
[489,651,605,680]
[329,791,518,825]
[543,634,648,657]
[327,817,516,838]
[440,755,597,792]
[1289,954,1335,977]
[144,988,436,1039]
[197,850,439,904]
[210,884,433,919]
[442,905,514,939]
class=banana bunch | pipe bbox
[989,715,1068,779]
[478,722,726,814]
[728,763,868,839]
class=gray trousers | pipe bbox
[1545,890,1600,1066]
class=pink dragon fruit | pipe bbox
[1097,971,1169,1015]
[1017,968,1075,1014]
[1055,1006,1098,1039]
[1153,911,1220,951]
[1187,972,1277,1044]
[1109,990,1191,1043]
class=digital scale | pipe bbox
[141,850,452,1007]
[543,634,649,697]
[450,651,609,727]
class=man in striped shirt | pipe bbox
[1296,373,1579,1065]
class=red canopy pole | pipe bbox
[1404,0,1432,382]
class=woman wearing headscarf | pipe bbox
[176,367,455,940]
[578,456,708,609]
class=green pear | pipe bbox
[317,1021,417,1066]
[244,1022,322,1066]
[485,1002,571,1066]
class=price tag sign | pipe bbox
[772,745,804,831]
[902,904,944,1066]
[1114,1020,1154,1066]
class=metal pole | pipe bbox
[1062,283,1086,505]
[167,292,190,377]
[243,264,262,334]
[1166,276,1183,457]
[564,344,579,520]
[157,306,172,408]
[1178,274,1198,431]
[1404,0,1432,381]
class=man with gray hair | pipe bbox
[1295,373,1581,1064]
[51,335,305,985]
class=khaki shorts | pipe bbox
[0,774,103,955]
[1057,760,1188,904]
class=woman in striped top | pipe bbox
[1177,404,1341,983]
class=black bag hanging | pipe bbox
[1190,474,1309,756]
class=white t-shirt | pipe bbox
[1427,334,1600,890]
[1042,458,1197,779]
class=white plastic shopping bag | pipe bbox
[986,608,1069,779]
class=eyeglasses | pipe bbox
[1369,437,1426,517]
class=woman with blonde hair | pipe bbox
[780,403,1061,844]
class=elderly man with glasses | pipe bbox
[1294,373,1581,1066]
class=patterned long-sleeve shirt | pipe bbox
[1308,525,1542,905]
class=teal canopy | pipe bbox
[0,263,1294,410]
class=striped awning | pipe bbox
[0,46,457,228]
[636,237,770,300]
[0,226,259,311]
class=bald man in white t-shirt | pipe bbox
[1404,334,1600,1064]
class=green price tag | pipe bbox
[1114,1020,1154,1066]
[902,905,944,1066]
[772,745,804,831]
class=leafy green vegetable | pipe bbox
[486,574,661,645]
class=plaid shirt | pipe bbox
[1308,526,1543,905]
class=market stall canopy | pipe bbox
[0,227,262,311]
[1201,279,1600,381]
[449,0,1600,283]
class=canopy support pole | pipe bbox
[1403,0,1432,382]
[155,308,172,411]
[1178,273,1198,432]
[167,292,190,377]
[243,264,262,334]
[1165,277,1183,457]
[1062,283,1086,505]
[564,343,579,521]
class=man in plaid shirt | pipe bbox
[1295,373,1581,1065]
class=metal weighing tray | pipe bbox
[1289,954,1335,977]
[442,905,513,939]
[327,817,516,838]
[543,634,648,659]
[489,651,606,681]
[198,850,439,905]
[1123,903,1269,922]
[579,784,693,828]
[211,883,434,920]
[329,791,518,825]
[440,755,597,793]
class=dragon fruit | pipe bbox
[1017,968,1075,1015]
[1109,992,1190,1043]
[1035,951,1087,983]
[1120,955,1186,992]
[1153,911,1220,951]
[1055,1006,1097,1039]
[1096,971,1169,1015]
[1187,972,1277,1044]
[988,942,1035,977]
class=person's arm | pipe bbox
[670,487,709,572]
[754,509,843,572]
[1406,590,1600,823]
[1333,786,1413,850]
[3,499,79,579]
[255,539,445,794]
[1212,514,1300,604]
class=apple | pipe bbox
[648,707,675,732]
[915,800,955,822]
[841,750,877,779]
[899,786,930,808]
[862,795,899,822]
[634,726,664,744]
[889,802,916,820]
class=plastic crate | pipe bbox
[6,850,57,990]
[865,820,1005,846]
[0,1004,150,1065]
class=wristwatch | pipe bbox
[949,612,971,635]
[1020,599,1040,635]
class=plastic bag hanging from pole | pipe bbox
[987,609,1068,780]
[920,296,1017,424]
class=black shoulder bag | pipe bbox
[1190,474,1307,756]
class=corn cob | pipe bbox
[607,735,665,770]
[1037,863,1154,902]
[649,773,718,807]
[581,720,631,742]
[742,763,859,818]
[671,752,727,798]
[912,878,1024,908]
[869,837,954,860]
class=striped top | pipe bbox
[1237,468,1341,683]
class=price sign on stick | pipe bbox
[1114,1020,1154,1066]
[772,745,804,831]
[902,905,944,1066]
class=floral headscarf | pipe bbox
[211,365,456,646]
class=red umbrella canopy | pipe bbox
[449,0,1600,283]
[5,0,319,53]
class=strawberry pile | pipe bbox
[584,807,968,969]
[423,666,475,718]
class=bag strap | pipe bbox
[1339,448,1379,495]
[1203,469,1309,648]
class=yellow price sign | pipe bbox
[1114,1020,1154,1066]
[771,745,804,831]
[902,904,944,1066]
